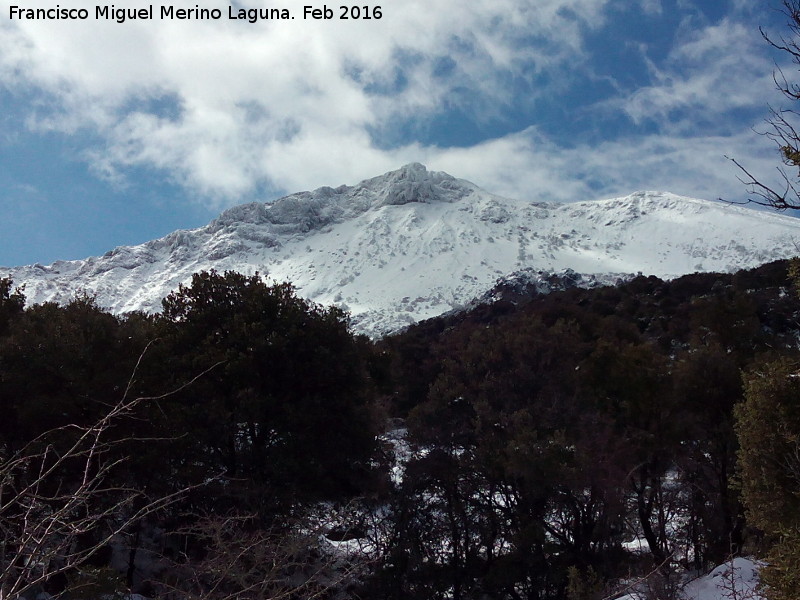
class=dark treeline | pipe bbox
[0,271,383,599]
[1,261,799,599]
[0,271,380,506]
[371,260,800,599]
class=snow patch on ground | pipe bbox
[616,557,763,600]
[683,558,763,600]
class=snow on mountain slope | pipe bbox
[3,163,800,337]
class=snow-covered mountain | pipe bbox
[4,163,800,337]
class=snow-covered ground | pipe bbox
[617,557,763,600]
[684,558,762,600]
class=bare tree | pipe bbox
[715,556,762,600]
[156,511,372,600]
[0,345,219,600]
[733,0,800,210]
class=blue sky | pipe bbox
[0,0,795,266]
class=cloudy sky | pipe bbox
[0,0,795,266]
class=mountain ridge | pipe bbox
[3,164,800,337]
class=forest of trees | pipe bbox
[374,260,800,599]
[2,259,800,599]
[0,272,382,599]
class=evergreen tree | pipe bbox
[156,270,378,510]
[0,294,142,455]
[736,358,800,600]
[0,278,24,337]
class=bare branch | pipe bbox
[0,343,222,599]
[730,0,800,210]
[156,511,372,600]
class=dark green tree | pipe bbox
[0,295,145,455]
[156,270,378,510]
[736,358,800,600]
[0,278,24,337]
[671,343,746,566]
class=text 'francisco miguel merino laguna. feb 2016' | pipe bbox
[7,4,383,22]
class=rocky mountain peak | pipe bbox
[3,167,800,337]
[350,162,476,207]
[209,163,476,234]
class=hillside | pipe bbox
[3,163,799,336]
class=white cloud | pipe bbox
[634,0,662,16]
[0,0,788,212]
[419,126,780,206]
[621,18,785,131]
[0,0,615,200]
